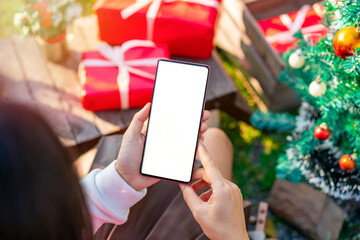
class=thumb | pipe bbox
[180,184,203,214]
[127,103,151,135]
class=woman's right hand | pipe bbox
[180,143,249,240]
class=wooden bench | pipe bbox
[0,15,251,156]
[215,0,319,111]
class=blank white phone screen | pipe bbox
[141,60,209,183]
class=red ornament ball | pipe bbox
[314,123,330,141]
[333,26,360,59]
[339,154,356,171]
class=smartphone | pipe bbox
[140,59,210,183]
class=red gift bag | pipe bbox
[258,5,328,53]
[79,40,169,111]
[93,0,220,59]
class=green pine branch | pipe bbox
[250,110,297,132]
[276,154,304,183]
[332,0,360,30]
[343,52,360,76]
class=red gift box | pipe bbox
[79,40,169,111]
[257,5,328,53]
[93,0,220,59]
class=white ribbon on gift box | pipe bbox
[265,4,327,44]
[121,0,220,40]
[81,40,160,110]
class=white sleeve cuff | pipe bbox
[80,160,147,233]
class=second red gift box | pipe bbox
[79,40,169,111]
[258,5,328,53]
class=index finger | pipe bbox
[202,110,210,122]
[127,103,151,135]
[197,142,224,184]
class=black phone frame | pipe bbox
[139,59,210,184]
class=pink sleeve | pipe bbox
[80,160,147,233]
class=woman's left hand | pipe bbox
[115,103,210,191]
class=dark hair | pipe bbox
[0,102,92,239]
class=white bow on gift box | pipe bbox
[265,4,327,44]
[121,0,220,41]
[81,40,161,110]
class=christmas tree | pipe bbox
[251,0,360,200]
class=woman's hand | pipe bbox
[116,103,210,191]
[180,143,249,240]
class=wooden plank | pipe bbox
[12,36,76,146]
[215,5,245,61]
[268,180,346,240]
[27,20,100,146]
[244,0,293,14]
[215,9,269,111]
[209,51,238,99]
[215,0,243,58]
[247,0,320,20]
[243,0,319,77]
[47,61,101,144]
[216,0,280,91]
[0,38,35,106]
[222,0,244,30]
[243,200,252,228]
[216,48,270,111]
[216,0,301,110]
[74,16,100,50]
[216,0,274,101]
[118,109,139,129]
[240,38,278,96]
[255,202,268,232]
[241,5,285,77]
[73,147,98,179]
[90,134,123,171]
[268,83,301,111]
[217,0,285,77]
[240,40,300,110]
[220,92,252,123]
[65,23,84,72]
[217,42,299,111]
